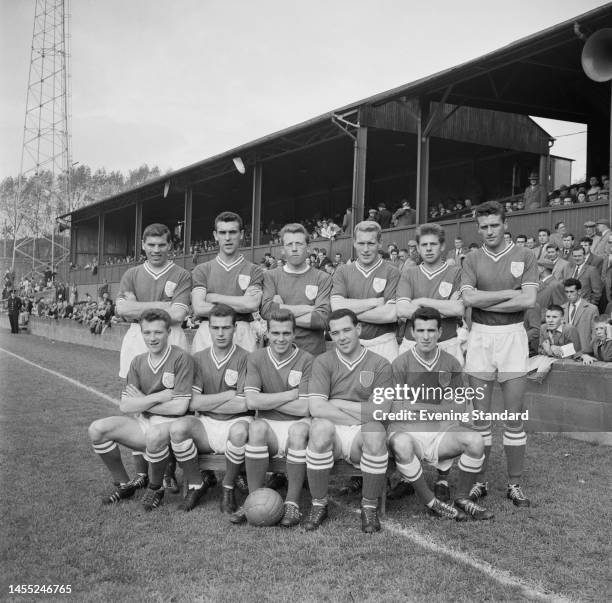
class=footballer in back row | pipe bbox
[89,202,534,529]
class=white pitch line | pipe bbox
[0,347,120,407]
[380,515,571,602]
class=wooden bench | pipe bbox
[198,454,389,516]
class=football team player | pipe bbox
[394,222,465,500]
[169,304,252,512]
[331,221,400,363]
[460,201,538,507]
[115,223,192,491]
[88,309,193,510]
[305,309,392,533]
[389,307,494,521]
[191,211,263,354]
[231,309,314,528]
[261,223,332,356]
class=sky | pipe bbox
[0,0,606,183]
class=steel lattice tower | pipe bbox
[13,0,72,280]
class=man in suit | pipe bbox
[535,229,551,261]
[549,222,567,251]
[579,237,604,272]
[536,261,566,319]
[446,237,468,265]
[545,244,572,282]
[376,203,393,229]
[593,218,612,258]
[600,232,612,313]
[584,220,599,249]
[392,199,416,227]
[568,248,602,305]
[560,234,576,260]
[7,290,22,334]
[563,278,598,354]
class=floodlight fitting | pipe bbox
[233,157,246,175]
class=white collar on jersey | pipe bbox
[283,264,310,275]
[481,241,515,262]
[147,345,172,374]
[354,257,383,278]
[418,261,448,280]
[215,254,245,272]
[143,261,174,280]
[210,344,236,370]
[335,346,367,372]
[410,346,440,372]
[267,345,299,370]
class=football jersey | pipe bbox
[460,243,538,326]
[392,347,463,403]
[309,347,393,406]
[192,344,249,420]
[331,258,400,340]
[397,262,461,342]
[124,345,194,416]
[261,265,332,356]
[244,346,313,421]
[192,255,263,322]
[117,262,191,315]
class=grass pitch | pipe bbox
[0,331,610,602]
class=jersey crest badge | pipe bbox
[438,371,451,388]
[305,285,318,300]
[438,281,452,298]
[373,278,386,293]
[224,369,238,387]
[288,370,302,387]
[359,370,374,388]
[164,280,177,297]
[162,372,175,388]
[238,274,251,290]
[510,261,524,277]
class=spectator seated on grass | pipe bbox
[527,304,582,383]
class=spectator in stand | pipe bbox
[549,222,567,250]
[584,220,598,245]
[579,237,603,272]
[392,199,416,227]
[569,247,602,305]
[389,249,401,268]
[593,218,611,258]
[504,232,513,244]
[468,242,479,253]
[264,252,278,269]
[587,176,601,202]
[342,207,353,234]
[535,228,551,261]
[525,236,538,256]
[446,237,467,265]
[406,240,421,266]
[581,316,612,364]
[367,208,378,222]
[376,203,392,229]
[575,188,587,204]
[560,233,576,260]
[545,244,572,282]
[600,232,612,312]
[7,290,22,334]
[316,249,332,271]
[523,172,544,210]
[333,252,344,267]
[563,278,598,354]
[528,305,581,383]
[559,185,573,204]
[515,234,527,247]
[536,261,567,319]
[320,219,341,240]
[599,176,609,200]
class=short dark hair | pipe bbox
[413,306,443,328]
[475,200,505,222]
[267,308,296,331]
[563,233,575,240]
[538,228,551,236]
[547,243,559,252]
[546,304,564,315]
[139,308,171,329]
[580,236,593,245]
[328,308,358,328]
[142,223,172,244]
[416,223,445,245]
[469,243,479,250]
[505,232,512,238]
[563,278,582,290]
[516,234,527,241]
[209,303,236,323]
[571,247,584,255]
[214,211,243,231]
[554,221,565,230]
